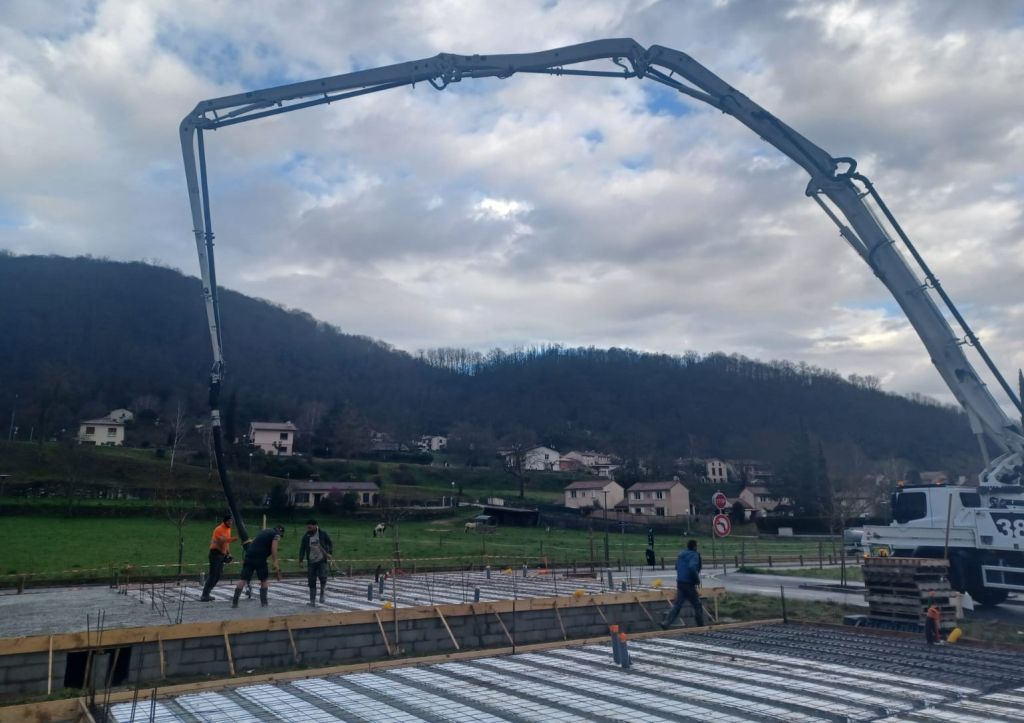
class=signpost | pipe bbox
[710,491,729,570]
[713,514,732,538]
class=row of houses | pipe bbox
[563,479,788,520]
[504,446,620,478]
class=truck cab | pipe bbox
[863,484,1024,606]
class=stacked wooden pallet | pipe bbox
[862,557,956,631]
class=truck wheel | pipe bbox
[970,587,1009,607]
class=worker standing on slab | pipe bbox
[660,539,704,628]
[232,525,285,608]
[925,598,941,645]
[299,519,334,606]
[200,515,237,601]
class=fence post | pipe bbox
[799,554,804,567]
[768,555,773,568]
[818,542,823,569]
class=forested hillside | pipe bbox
[0,253,981,478]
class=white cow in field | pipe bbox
[373,523,387,537]
[464,522,478,533]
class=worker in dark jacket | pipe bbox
[660,539,705,628]
[299,519,334,606]
[232,525,284,608]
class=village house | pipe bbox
[563,479,624,510]
[249,421,297,456]
[562,450,620,478]
[287,480,380,508]
[738,485,788,516]
[504,445,560,471]
[705,458,732,485]
[734,459,774,483]
[626,480,691,517]
[77,418,125,446]
[417,435,448,452]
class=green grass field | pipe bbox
[1,514,828,585]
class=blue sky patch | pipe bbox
[643,83,692,117]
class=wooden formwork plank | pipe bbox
[434,606,460,651]
[493,612,514,647]
[78,698,96,723]
[46,636,53,697]
[373,613,393,657]
[634,596,658,627]
[157,634,166,678]
[222,631,235,677]
[284,621,300,663]
[552,600,567,641]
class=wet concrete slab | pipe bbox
[0,566,652,638]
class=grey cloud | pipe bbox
[0,0,1020,410]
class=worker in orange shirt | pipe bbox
[925,598,941,645]
[200,515,238,601]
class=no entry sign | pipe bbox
[713,513,732,537]
[712,491,728,510]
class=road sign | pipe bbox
[713,513,732,537]
[712,491,728,510]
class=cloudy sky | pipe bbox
[1,0,1022,405]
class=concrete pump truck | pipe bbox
[179,39,1024,603]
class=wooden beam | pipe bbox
[78,698,95,723]
[634,595,657,627]
[46,636,53,697]
[157,634,166,679]
[434,607,460,651]
[0,618,782,723]
[285,621,300,664]
[222,631,235,677]
[373,613,393,657]
[552,601,566,641]
[493,612,514,647]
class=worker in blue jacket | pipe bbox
[660,539,705,628]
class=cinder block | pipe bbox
[357,645,389,659]
[5,664,49,684]
[177,648,219,665]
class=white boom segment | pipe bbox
[180,40,1024,539]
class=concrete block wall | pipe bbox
[0,597,695,701]
[0,651,64,699]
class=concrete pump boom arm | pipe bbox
[181,40,1024,537]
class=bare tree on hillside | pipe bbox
[162,402,195,580]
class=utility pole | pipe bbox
[602,490,610,566]
[7,394,16,441]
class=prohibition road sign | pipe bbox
[712,491,728,510]
[713,514,732,537]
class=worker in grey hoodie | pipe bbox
[299,519,334,606]
[661,539,705,628]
